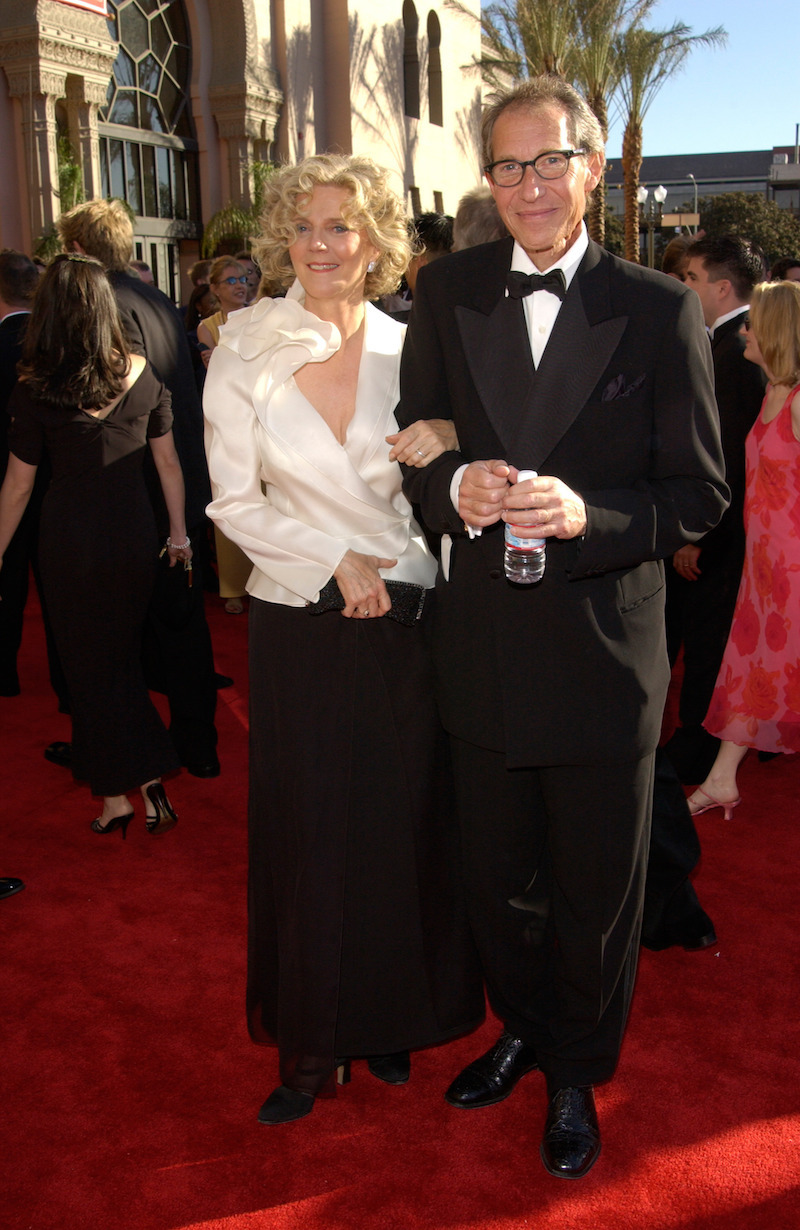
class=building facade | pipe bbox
[0,0,483,300]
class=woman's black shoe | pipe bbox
[257,1086,315,1124]
[145,783,178,834]
[367,1051,410,1084]
[90,812,134,840]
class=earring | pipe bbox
[367,260,376,273]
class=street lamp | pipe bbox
[638,184,668,268]
[687,173,698,232]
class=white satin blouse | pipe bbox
[202,283,436,606]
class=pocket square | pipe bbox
[601,372,646,402]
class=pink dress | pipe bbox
[704,383,800,753]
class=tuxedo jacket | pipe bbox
[109,272,211,531]
[698,310,765,562]
[398,236,728,767]
[0,313,28,471]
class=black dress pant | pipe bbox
[450,738,654,1090]
[141,530,218,765]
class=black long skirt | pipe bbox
[247,597,484,1097]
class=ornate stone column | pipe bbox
[4,64,64,236]
[209,83,283,207]
[0,0,116,243]
[65,75,108,202]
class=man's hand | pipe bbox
[672,544,702,581]
[458,460,511,528]
[502,470,587,540]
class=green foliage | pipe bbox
[695,193,800,266]
[34,136,86,262]
[603,205,625,255]
[202,161,277,258]
[57,135,84,213]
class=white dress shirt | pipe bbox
[451,225,590,532]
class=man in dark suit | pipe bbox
[397,77,728,1178]
[665,235,766,783]
[57,201,220,776]
[0,252,40,696]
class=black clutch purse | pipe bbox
[307,578,426,627]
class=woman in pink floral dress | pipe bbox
[688,279,800,817]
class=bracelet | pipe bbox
[165,536,191,551]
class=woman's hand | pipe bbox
[165,539,193,567]
[333,550,396,618]
[386,418,458,467]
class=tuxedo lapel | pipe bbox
[452,240,628,466]
[456,293,534,451]
[510,270,627,468]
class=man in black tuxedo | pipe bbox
[397,78,728,1178]
[665,235,766,783]
[57,201,220,776]
[0,253,41,696]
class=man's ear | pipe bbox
[585,152,605,195]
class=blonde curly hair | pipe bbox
[252,155,413,300]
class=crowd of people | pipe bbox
[2,73,800,1181]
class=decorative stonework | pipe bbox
[209,84,283,143]
[0,1,116,242]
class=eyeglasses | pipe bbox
[742,315,751,329]
[484,149,587,187]
[219,275,248,286]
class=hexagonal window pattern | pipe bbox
[118,3,149,60]
[101,0,191,139]
[138,53,161,94]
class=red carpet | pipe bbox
[2,589,800,1229]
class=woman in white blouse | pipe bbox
[203,155,482,1126]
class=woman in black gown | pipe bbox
[0,255,188,836]
[203,154,483,1125]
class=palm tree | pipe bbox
[572,0,656,245]
[201,161,277,258]
[445,0,579,85]
[448,1,655,246]
[616,22,726,262]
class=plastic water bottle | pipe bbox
[504,469,546,585]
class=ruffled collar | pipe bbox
[217,280,341,380]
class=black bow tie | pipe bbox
[506,268,567,302]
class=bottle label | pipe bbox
[505,525,545,551]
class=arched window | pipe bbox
[98,0,198,225]
[427,11,442,127]
[403,1,420,120]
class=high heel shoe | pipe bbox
[687,787,741,820]
[144,783,178,834]
[90,812,134,840]
[367,1051,410,1085]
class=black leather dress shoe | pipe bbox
[257,1085,315,1125]
[44,741,72,768]
[0,878,25,900]
[183,757,221,778]
[540,1086,601,1179]
[445,1031,539,1108]
[367,1051,410,1084]
[683,929,718,951]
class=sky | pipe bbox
[559,0,798,159]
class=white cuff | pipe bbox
[450,463,482,538]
